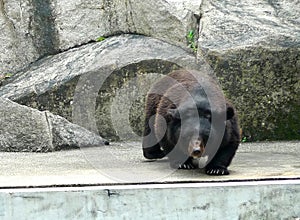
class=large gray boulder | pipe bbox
[55,0,200,50]
[197,0,300,141]
[0,0,200,75]
[0,34,201,141]
[198,0,299,50]
[0,97,107,152]
[0,0,58,76]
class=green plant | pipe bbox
[0,73,12,86]
[241,137,248,143]
[0,73,12,79]
[96,36,106,42]
[187,30,197,53]
[4,73,12,78]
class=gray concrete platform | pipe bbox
[0,141,299,187]
[0,141,299,219]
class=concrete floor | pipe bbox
[0,141,299,188]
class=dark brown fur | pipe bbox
[142,69,240,175]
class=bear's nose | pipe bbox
[192,147,202,157]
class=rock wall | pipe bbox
[0,35,201,141]
[0,0,299,146]
[0,0,200,75]
[198,0,300,141]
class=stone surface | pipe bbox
[0,141,299,186]
[0,0,200,75]
[0,35,201,141]
[54,0,200,50]
[206,48,299,141]
[0,98,53,152]
[197,0,300,141]
[198,0,300,50]
[0,181,299,219]
[46,111,108,150]
[0,0,299,142]
[0,97,106,152]
[0,0,58,76]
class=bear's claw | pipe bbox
[205,167,229,175]
[178,163,195,169]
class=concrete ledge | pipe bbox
[0,180,299,219]
[0,141,299,219]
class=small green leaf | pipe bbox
[96,36,106,42]
[187,30,197,53]
[4,73,12,78]
[187,30,194,40]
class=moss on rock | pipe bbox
[95,60,181,141]
[205,47,299,141]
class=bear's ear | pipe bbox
[226,105,235,120]
[167,108,180,119]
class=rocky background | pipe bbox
[0,0,299,151]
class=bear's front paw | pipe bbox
[170,158,196,170]
[143,149,165,159]
[178,162,195,170]
[205,167,229,175]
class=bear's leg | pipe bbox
[142,143,165,159]
[142,129,165,159]
[205,143,238,175]
[142,113,165,159]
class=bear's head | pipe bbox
[166,89,235,159]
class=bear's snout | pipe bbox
[189,138,205,158]
[191,147,202,157]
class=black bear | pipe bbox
[142,69,240,175]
